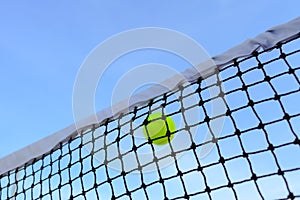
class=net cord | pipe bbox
[1,16,300,176]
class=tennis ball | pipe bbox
[143,112,176,145]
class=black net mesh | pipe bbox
[1,34,300,200]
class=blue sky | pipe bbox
[0,0,300,159]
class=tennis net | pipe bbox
[1,18,300,200]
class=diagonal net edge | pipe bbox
[1,17,300,200]
[1,17,300,178]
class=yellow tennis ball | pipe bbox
[143,112,176,145]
